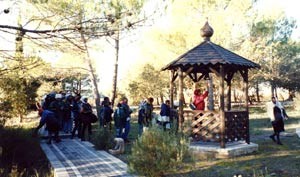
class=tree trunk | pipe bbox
[79,28,101,120]
[160,92,164,105]
[288,90,294,101]
[271,81,276,98]
[255,81,260,102]
[15,16,25,123]
[111,31,120,107]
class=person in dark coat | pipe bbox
[102,101,113,130]
[159,100,171,130]
[138,100,147,135]
[113,103,126,138]
[99,97,110,127]
[80,97,93,141]
[267,97,289,145]
[71,94,82,139]
[63,95,73,133]
[144,97,154,127]
[120,97,132,143]
[33,107,61,144]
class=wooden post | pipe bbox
[208,74,214,110]
[225,72,234,111]
[178,68,184,131]
[219,66,226,148]
[244,70,249,112]
[243,69,250,143]
[226,82,231,111]
[170,70,175,109]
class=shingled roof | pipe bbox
[162,22,260,72]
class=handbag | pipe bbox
[189,103,196,110]
[90,113,98,123]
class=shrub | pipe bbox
[128,125,192,177]
[91,127,114,150]
[0,126,52,176]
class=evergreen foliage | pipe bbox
[127,64,169,105]
[91,127,114,151]
[0,126,52,176]
[128,126,193,177]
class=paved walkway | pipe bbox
[40,138,133,177]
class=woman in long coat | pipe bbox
[267,97,289,145]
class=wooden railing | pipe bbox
[225,111,249,143]
[184,110,249,144]
[186,110,221,142]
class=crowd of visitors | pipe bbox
[34,91,96,143]
[34,91,178,144]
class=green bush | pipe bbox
[128,125,193,177]
[91,127,114,150]
[0,126,52,176]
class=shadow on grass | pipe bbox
[167,134,300,177]
[0,126,52,176]
[94,111,300,177]
[164,113,300,177]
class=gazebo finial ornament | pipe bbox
[200,20,214,41]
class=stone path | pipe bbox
[296,120,300,138]
[296,129,300,138]
[40,138,133,177]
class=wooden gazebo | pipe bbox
[162,22,260,148]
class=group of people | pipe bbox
[34,92,96,143]
[34,92,134,144]
[112,97,132,143]
[34,89,288,146]
[137,97,174,135]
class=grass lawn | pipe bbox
[1,106,299,177]
[111,106,300,177]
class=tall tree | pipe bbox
[0,0,150,117]
[103,0,148,107]
[243,17,297,98]
[139,0,299,102]
[127,63,169,105]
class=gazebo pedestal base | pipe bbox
[189,140,258,159]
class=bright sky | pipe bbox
[0,0,299,96]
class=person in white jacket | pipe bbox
[266,97,289,145]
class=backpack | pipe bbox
[144,103,152,118]
[114,106,126,128]
[117,106,127,120]
[82,102,92,113]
